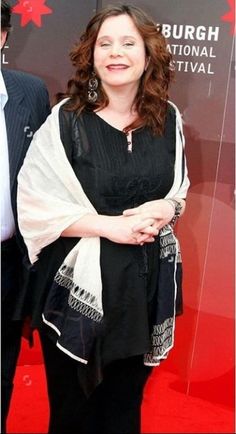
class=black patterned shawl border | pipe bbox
[54,266,103,322]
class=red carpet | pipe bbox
[7,333,235,433]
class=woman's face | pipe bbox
[94,14,147,92]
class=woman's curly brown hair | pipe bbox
[57,4,174,136]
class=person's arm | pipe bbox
[61,212,158,245]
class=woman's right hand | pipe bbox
[101,214,158,245]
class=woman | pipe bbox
[17,4,190,434]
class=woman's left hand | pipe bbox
[123,199,175,234]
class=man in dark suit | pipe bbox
[1,1,50,431]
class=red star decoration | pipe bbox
[12,0,52,27]
[221,0,235,35]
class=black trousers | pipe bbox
[40,330,152,434]
[1,238,23,433]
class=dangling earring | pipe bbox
[88,72,98,103]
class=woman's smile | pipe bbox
[106,63,129,71]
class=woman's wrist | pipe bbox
[165,198,185,226]
[81,214,119,238]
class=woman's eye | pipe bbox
[124,42,134,47]
[100,42,111,47]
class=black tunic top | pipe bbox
[30,105,178,372]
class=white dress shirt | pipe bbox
[0,71,15,241]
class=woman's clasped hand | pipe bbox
[101,198,178,246]
[122,198,178,245]
[101,213,158,246]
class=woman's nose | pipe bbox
[110,43,123,57]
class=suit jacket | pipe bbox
[2,69,50,321]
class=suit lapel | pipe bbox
[3,70,31,192]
